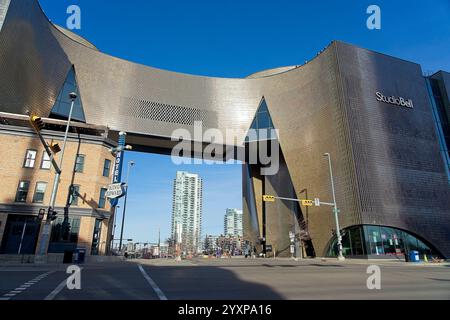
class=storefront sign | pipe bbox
[376,92,414,108]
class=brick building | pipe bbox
[0,114,116,259]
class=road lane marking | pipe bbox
[1,271,54,300]
[44,278,67,300]
[138,264,168,300]
[44,267,83,300]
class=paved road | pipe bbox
[0,258,449,300]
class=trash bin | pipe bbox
[409,250,420,263]
[404,252,409,262]
[63,250,74,264]
[74,248,86,264]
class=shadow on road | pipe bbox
[137,263,284,300]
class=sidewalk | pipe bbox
[0,254,125,267]
[260,256,450,268]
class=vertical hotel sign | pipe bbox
[110,132,126,207]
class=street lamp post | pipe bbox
[110,205,120,252]
[118,160,135,253]
[323,153,345,261]
[37,92,77,256]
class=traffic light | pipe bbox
[262,195,275,202]
[49,142,61,154]
[46,208,58,222]
[30,115,44,131]
[38,208,46,220]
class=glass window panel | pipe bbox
[98,188,107,208]
[70,185,80,206]
[33,182,47,203]
[50,67,86,122]
[75,154,85,173]
[50,217,80,244]
[405,233,419,252]
[380,227,398,256]
[349,227,364,255]
[41,152,51,169]
[258,100,269,113]
[15,181,30,202]
[257,112,271,129]
[103,159,111,177]
[364,225,384,255]
[24,150,37,168]
[341,230,352,256]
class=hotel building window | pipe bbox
[32,182,47,203]
[40,152,52,170]
[70,185,80,206]
[23,149,37,168]
[103,159,111,177]
[15,181,30,202]
[98,188,107,208]
[75,154,85,173]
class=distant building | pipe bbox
[224,209,243,237]
[159,244,169,257]
[217,235,243,256]
[171,171,203,254]
[203,234,218,253]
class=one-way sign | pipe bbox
[105,183,126,199]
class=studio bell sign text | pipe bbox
[376,92,414,109]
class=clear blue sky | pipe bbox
[39,0,450,243]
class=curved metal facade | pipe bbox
[1,0,449,257]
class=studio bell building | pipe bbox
[0,0,449,259]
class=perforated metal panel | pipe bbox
[121,97,211,126]
[0,0,11,31]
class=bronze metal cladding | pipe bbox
[1,0,449,257]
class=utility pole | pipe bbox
[158,228,161,258]
[35,92,78,258]
[119,160,135,253]
[262,178,267,257]
[323,153,345,261]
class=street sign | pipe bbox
[110,132,127,207]
[263,195,275,202]
[105,183,126,199]
[314,198,320,206]
[289,231,295,241]
[333,208,341,214]
[266,245,273,252]
[301,199,313,206]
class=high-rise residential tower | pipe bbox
[224,209,243,238]
[171,171,203,254]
